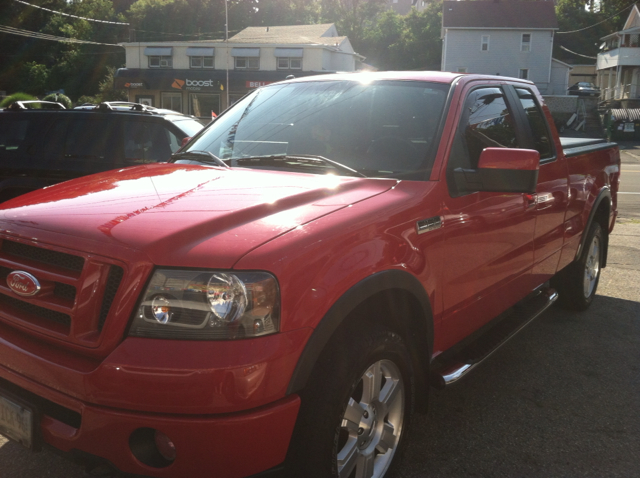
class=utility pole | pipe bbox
[225,0,230,110]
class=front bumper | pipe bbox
[0,366,300,477]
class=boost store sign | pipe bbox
[172,78,220,91]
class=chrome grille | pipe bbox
[0,238,124,346]
[2,240,84,272]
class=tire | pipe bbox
[553,221,604,311]
[287,324,414,478]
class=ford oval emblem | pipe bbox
[7,271,41,297]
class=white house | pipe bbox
[441,1,564,94]
[115,24,363,118]
[597,4,640,105]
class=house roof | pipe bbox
[228,24,338,44]
[442,1,558,30]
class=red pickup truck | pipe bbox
[0,72,620,478]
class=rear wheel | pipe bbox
[553,221,603,310]
[287,324,413,478]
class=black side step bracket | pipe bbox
[430,288,558,389]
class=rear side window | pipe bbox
[450,87,519,171]
[0,117,48,160]
[515,88,554,160]
[123,121,180,163]
[0,119,29,153]
[64,118,119,163]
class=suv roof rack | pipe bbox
[5,100,66,111]
[99,101,157,111]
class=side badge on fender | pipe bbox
[416,216,443,235]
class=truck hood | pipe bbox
[0,164,397,268]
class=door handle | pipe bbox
[524,193,537,209]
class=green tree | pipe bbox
[359,2,443,71]
[554,0,628,62]
[18,62,50,96]
[320,0,387,47]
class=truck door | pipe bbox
[439,85,537,348]
[511,87,569,283]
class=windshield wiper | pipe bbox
[171,150,230,169]
[235,154,367,178]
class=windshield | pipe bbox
[186,79,450,179]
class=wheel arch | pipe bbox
[286,269,434,407]
[577,186,611,267]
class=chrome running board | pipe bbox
[431,288,558,389]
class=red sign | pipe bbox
[246,81,272,89]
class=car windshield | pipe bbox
[186,79,450,179]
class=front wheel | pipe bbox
[553,221,604,310]
[287,325,414,478]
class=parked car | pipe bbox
[4,100,66,110]
[568,81,600,97]
[0,73,620,478]
[0,102,203,202]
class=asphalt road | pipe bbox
[618,142,640,219]
[0,148,639,478]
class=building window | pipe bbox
[161,92,182,113]
[521,33,531,52]
[277,58,302,70]
[189,93,220,118]
[149,56,172,68]
[235,57,259,69]
[519,69,529,80]
[190,56,214,69]
[187,47,215,69]
[457,67,468,73]
[481,35,490,51]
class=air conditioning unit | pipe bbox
[160,59,170,67]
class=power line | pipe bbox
[12,0,129,26]
[556,2,634,35]
[560,45,597,59]
[0,24,123,46]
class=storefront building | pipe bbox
[114,24,362,120]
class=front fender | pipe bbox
[286,269,433,394]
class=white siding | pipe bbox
[443,29,554,91]
[550,61,571,95]
[124,44,341,72]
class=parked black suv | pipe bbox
[0,102,204,202]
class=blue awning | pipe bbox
[186,47,215,56]
[144,47,172,56]
[274,48,303,58]
[231,48,260,57]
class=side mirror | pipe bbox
[177,137,192,152]
[452,148,540,194]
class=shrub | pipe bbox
[43,93,72,109]
[76,95,98,106]
[0,92,38,108]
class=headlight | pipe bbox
[129,269,280,340]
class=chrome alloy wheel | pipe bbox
[583,234,601,298]
[337,359,405,478]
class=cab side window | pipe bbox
[515,88,554,160]
[447,87,520,196]
[450,87,519,172]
